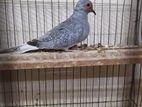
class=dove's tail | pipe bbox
[0,43,38,54]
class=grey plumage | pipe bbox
[0,0,96,53]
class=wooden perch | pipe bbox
[0,46,142,70]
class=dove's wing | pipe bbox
[28,18,84,49]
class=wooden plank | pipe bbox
[0,47,142,70]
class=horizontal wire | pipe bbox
[4,100,130,107]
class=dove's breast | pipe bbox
[79,20,90,42]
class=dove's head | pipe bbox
[75,0,96,15]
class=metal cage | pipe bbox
[0,0,142,107]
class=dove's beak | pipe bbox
[92,10,96,15]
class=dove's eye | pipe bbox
[84,3,92,9]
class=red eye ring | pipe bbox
[85,3,92,9]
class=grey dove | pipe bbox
[0,0,96,54]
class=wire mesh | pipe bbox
[0,65,141,107]
[0,0,141,107]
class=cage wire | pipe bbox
[0,0,142,107]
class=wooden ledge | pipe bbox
[0,47,142,70]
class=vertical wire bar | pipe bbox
[108,0,111,46]
[12,0,17,46]
[100,0,103,44]
[27,0,31,40]
[66,0,68,19]
[72,67,74,107]
[140,97,142,107]
[140,1,142,44]
[43,0,46,33]
[80,67,82,107]
[16,69,20,107]
[114,0,119,45]
[19,0,25,43]
[92,66,95,107]
[51,0,54,28]
[59,68,61,107]
[133,65,136,107]
[2,71,6,107]
[139,0,142,20]
[38,70,41,106]
[136,65,142,106]
[4,0,9,47]
[116,65,120,107]
[35,0,38,38]
[86,67,88,106]
[141,20,142,44]
[122,65,127,107]
[0,22,0,47]
[140,0,142,43]
[114,0,118,45]
[66,68,68,106]
[86,0,89,46]
[44,69,47,106]
[140,86,142,107]
[140,65,142,107]
[105,66,108,107]
[25,70,28,106]
[58,0,60,24]
[10,71,14,106]
[0,71,2,106]
[120,0,126,45]
[129,64,136,107]
[52,68,55,106]
[137,0,142,45]
[17,71,20,106]
[98,66,101,107]
[110,65,114,107]
[31,70,34,106]
[134,0,140,45]
[127,0,133,45]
